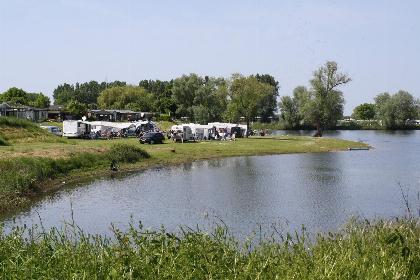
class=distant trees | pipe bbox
[33,93,51,108]
[171,74,228,123]
[278,61,351,135]
[0,87,51,108]
[53,80,126,107]
[223,74,275,136]
[97,85,154,112]
[353,103,375,120]
[254,74,280,122]
[374,91,419,129]
[1,87,29,104]
[278,86,307,129]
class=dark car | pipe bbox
[139,132,165,144]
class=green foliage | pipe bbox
[254,74,280,122]
[300,61,351,133]
[0,143,150,212]
[160,114,171,122]
[171,73,203,120]
[353,103,376,120]
[53,80,126,106]
[278,86,307,129]
[98,85,154,111]
[1,87,29,105]
[1,217,419,278]
[375,91,419,129]
[107,144,150,163]
[33,92,51,108]
[66,99,87,119]
[224,74,275,135]
[171,74,228,123]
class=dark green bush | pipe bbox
[107,144,150,163]
[160,114,171,122]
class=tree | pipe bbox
[299,61,351,136]
[278,86,307,129]
[171,74,204,121]
[66,99,87,119]
[53,80,126,106]
[353,103,375,120]
[224,74,275,137]
[374,90,419,129]
[192,76,227,124]
[1,87,29,104]
[255,74,280,122]
[373,92,390,115]
[97,85,154,112]
[33,93,51,108]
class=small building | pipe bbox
[90,109,115,121]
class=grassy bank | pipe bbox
[0,117,369,213]
[1,215,419,278]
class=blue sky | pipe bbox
[1,0,419,115]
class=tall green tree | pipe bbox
[33,93,51,108]
[374,90,419,129]
[224,74,275,137]
[97,85,154,112]
[278,86,307,129]
[192,76,227,124]
[152,80,177,115]
[139,79,169,99]
[353,103,375,120]
[1,87,29,104]
[66,99,87,119]
[255,74,280,122]
[171,74,204,120]
[300,61,351,136]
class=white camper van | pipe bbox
[63,120,92,138]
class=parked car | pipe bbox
[139,132,165,144]
[40,125,62,137]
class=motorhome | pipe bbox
[63,120,92,138]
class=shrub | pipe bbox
[107,144,150,163]
[160,114,171,122]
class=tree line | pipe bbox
[278,62,419,131]
[2,61,419,131]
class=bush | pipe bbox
[107,144,150,163]
[160,114,171,122]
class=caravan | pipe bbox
[208,122,247,138]
[170,124,194,142]
[63,120,92,138]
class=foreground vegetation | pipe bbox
[1,215,419,279]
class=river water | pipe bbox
[1,130,419,237]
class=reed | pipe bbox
[1,216,419,279]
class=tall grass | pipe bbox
[1,216,419,279]
[0,144,150,213]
